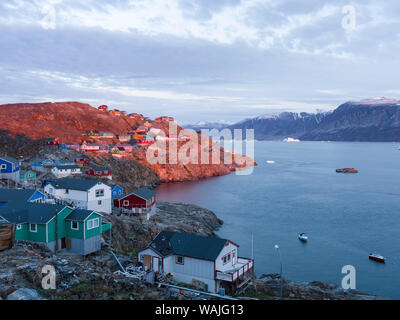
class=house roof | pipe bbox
[0,156,19,165]
[20,170,35,175]
[0,202,66,224]
[54,165,80,170]
[90,167,111,172]
[49,178,106,191]
[65,209,96,222]
[0,188,40,203]
[130,187,156,200]
[147,231,229,261]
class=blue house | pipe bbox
[110,184,123,199]
[60,143,80,151]
[30,159,55,172]
[0,188,45,208]
[0,156,20,182]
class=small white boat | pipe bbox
[298,233,308,242]
[283,137,300,142]
[266,160,275,164]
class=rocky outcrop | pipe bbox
[0,243,175,300]
[0,101,256,182]
[241,274,382,300]
[0,102,139,142]
[105,201,223,254]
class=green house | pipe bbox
[20,170,36,181]
[99,132,114,138]
[0,202,111,255]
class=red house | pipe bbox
[113,187,156,214]
[46,137,60,146]
[65,155,90,164]
[85,167,112,178]
[98,105,108,111]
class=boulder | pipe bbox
[7,288,44,300]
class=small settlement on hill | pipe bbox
[0,106,253,296]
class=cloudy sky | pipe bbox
[0,0,399,123]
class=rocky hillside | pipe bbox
[227,97,400,142]
[0,102,256,182]
[0,102,139,142]
[228,112,327,140]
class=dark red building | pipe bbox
[65,155,90,164]
[113,187,156,214]
[46,137,60,145]
[85,167,112,177]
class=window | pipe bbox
[16,224,22,230]
[87,218,99,230]
[123,200,129,206]
[175,256,184,265]
[71,221,79,230]
[222,253,231,265]
[30,224,37,232]
[65,189,69,194]
[95,189,104,197]
[49,188,53,194]
[119,191,122,195]
[98,200,102,205]
[0,164,6,169]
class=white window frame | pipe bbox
[123,200,129,206]
[30,224,37,232]
[71,221,79,230]
[95,189,104,197]
[87,218,99,230]
[16,224,22,230]
[0,164,6,169]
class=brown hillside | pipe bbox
[0,102,140,141]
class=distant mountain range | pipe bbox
[184,97,400,142]
[182,120,234,131]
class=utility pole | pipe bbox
[274,244,283,300]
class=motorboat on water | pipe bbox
[266,160,275,164]
[336,168,358,173]
[369,253,385,263]
[298,233,308,242]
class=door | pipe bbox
[152,256,160,273]
[232,250,237,266]
[143,254,152,270]
[61,238,66,249]
[65,238,71,249]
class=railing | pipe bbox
[215,257,254,283]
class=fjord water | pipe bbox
[157,141,400,299]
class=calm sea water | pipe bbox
[156,141,400,299]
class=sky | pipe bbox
[0,0,399,124]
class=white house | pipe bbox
[138,231,254,294]
[44,178,112,214]
[51,165,82,178]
